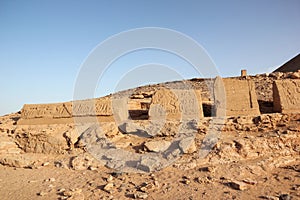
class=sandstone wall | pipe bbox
[18,97,113,125]
[19,77,300,126]
[149,88,203,120]
[273,79,300,113]
[220,78,260,116]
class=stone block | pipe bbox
[149,88,203,120]
[273,79,300,113]
[215,78,260,116]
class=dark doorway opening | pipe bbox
[258,100,274,114]
[202,102,215,117]
[128,110,149,120]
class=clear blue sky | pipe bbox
[0,0,299,115]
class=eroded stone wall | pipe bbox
[220,78,260,116]
[18,97,113,125]
[273,79,300,113]
[17,77,300,125]
[149,88,204,120]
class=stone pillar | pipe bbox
[213,76,226,117]
[273,79,300,113]
[241,69,247,77]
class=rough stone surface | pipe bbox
[112,97,129,124]
[70,152,104,171]
[103,183,114,193]
[0,133,21,154]
[14,126,70,154]
[178,137,197,154]
[213,76,226,117]
[134,192,148,199]
[273,79,300,113]
[220,78,260,116]
[149,88,203,120]
[144,140,171,152]
[138,157,161,172]
[18,98,113,125]
[227,180,248,191]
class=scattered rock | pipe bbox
[63,130,81,150]
[0,154,34,168]
[37,191,47,196]
[199,166,216,173]
[106,175,114,182]
[139,182,154,192]
[183,179,191,185]
[227,180,248,191]
[50,177,56,182]
[154,180,160,187]
[42,162,50,166]
[291,184,300,191]
[70,153,97,170]
[88,166,97,171]
[61,188,84,200]
[279,194,291,200]
[181,176,191,185]
[259,195,277,200]
[62,190,73,197]
[243,179,257,185]
[196,176,212,184]
[103,183,114,193]
[134,191,148,199]
[179,137,196,154]
[144,140,171,152]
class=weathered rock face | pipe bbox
[149,88,203,120]
[21,103,72,119]
[14,125,72,154]
[220,78,260,116]
[18,98,114,125]
[144,140,171,153]
[273,79,300,113]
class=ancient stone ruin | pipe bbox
[273,79,300,113]
[220,78,260,116]
[1,71,300,199]
[148,88,203,121]
[18,97,114,125]
[17,76,300,125]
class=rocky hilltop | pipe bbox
[0,71,299,200]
